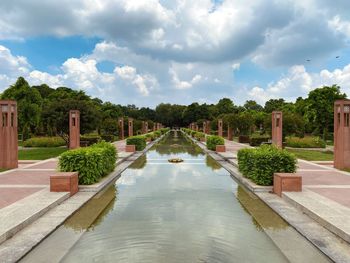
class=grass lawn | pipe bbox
[286,149,334,161]
[18,147,68,160]
[0,168,8,173]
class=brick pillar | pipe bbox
[128,118,133,137]
[157,123,161,130]
[272,111,283,148]
[0,100,18,169]
[218,119,223,137]
[154,123,157,131]
[69,110,80,149]
[206,121,211,134]
[145,122,148,133]
[118,117,124,140]
[203,121,207,133]
[334,100,350,169]
[142,121,146,134]
[196,124,199,131]
[227,125,233,140]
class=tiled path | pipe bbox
[223,139,350,209]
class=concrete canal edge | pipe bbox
[0,134,168,263]
[184,132,350,263]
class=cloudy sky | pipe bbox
[0,0,350,107]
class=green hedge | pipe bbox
[59,141,117,185]
[286,136,326,148]
[249,135,270,146]
[160,128,170,134]
[100,134,116,142]
[194,131,205,140]
[206,135,225,151]
[23,136,66,147]
[126,135,146,151]
[145,133,155,141]
[237,145,297,186]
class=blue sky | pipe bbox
[0,0,350,107]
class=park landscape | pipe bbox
[1,1,350,263]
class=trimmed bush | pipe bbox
[194,131,205,141]
[153,130,161,138]
[249,135,270,146]
[190,130,196,137]
[286,136,326,148]
[80,134,101,146]
[160,128,170,134]
[100,134,116,142]
[238,145,297,186]
[238,135,250,143]
[23,137,66,147]
[126,135,146,151]
[145,133,155,141]
[59,141,117,185]
[206,135,225,151]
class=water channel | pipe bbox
[22,131,330,263]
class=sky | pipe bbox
[0,0,350,107]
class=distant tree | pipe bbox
[265,112,305,138]
[264,99,286,113]
[1,77,43,139]
[305,85,346,139]
[244,100,263,111]
[216,98,235,115]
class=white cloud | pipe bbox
[248,64,350,104]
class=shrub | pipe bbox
[80,134,101,146]
[160,128,170,134]
[286,136,326,148]
[206,135,225,151]
[23,137,66,147]
[249,135,270,146]
[190,130,196,137]
[238,145,297,186]
[145,133,155,141]
[59,141,117,185]
[153,130,161,138]
[194,131,205,140]
[126,135,146,151]
[238,135,250,143]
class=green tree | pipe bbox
[244,100,263,111]
[216,98,235,115]
[264,99,286,113]
[305,85,346,139]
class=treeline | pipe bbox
[0,77,346,140]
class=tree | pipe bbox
[244,100,263,111]
[264,99,286,113]
[1,77,43,139]
[216,98,235,115]
[305,85,346,139]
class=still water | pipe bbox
[22,131,330,263]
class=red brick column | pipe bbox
[118,117,124,140]
[0,100,18,169]
[272,111,283,148]
[203,121,207,133]
[227,125,233,140]
[218,119,223,137]
[334,100,350,169]
[128,118,133,137]
[206,121,211,134]
[69,110,80,149]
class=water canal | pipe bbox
[22,131,330,263]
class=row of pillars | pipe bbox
[117,118,162,140]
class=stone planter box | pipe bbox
[216,145,226,152]
[50,172,78,196]
[273,173,302,197]
[125,145,136,152]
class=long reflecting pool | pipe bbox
[22,131,330,263]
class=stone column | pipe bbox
[271,111,283,148]
[334,100,350,169]
[0,100,18,169]
[69,110,80,149]
[218,119,223,137]
[227,125,233,140]
[128,118,133,137]
[118,117,124,140]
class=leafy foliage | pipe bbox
[286,136,326,148]
[59,141,117,185]
[249,135,270,146]
[238,145,297,186]
[206,135,225,151]
[126,136,147,151]
[23,136,66,147]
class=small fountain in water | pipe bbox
[168,158,184,163]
